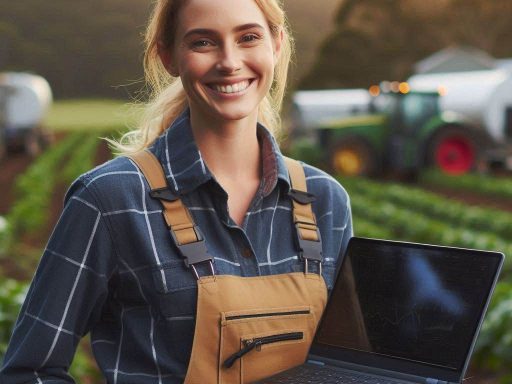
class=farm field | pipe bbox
[44,99,139,132]
[0,100,511,382]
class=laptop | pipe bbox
[258,237,504,384]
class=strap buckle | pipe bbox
[305,258,323,276]
[288,189,316,204]
[170,228,215,279]
[295,223,323,275]
[150,187,179,202]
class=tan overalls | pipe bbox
[128,151,328,384]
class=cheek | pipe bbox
[247,47,274,72]
[251,55,275,87]
[179,53,214,80]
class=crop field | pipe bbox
[0,100,511,382]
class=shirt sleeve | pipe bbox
[336,197,353,274]
[0,177,117,384]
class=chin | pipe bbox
[208,104,259,123]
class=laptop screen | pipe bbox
[312,238,503,379]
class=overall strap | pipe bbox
[284,157,323,274]
[127,151,321,277]
[126,150,214,279]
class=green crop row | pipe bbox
[1,133,86,249]
[352,216,394,239]
[342,177,512,240]
[62,134,107,184]
[346,193,512,273]
[0,132,104,257]
[420,169,512,200]
[0,278,28,355]
[473,281,512,374]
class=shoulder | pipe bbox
[290,160,351,225]
[64,155,141,209]
[299,161,350,205]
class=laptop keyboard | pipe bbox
[261,364,405,384]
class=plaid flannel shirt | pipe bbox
[1,110,352,384]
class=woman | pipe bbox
[1,0,352,383]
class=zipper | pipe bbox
[223,332,304,368]
[225,309,310,321]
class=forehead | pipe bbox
[176,0,268,34]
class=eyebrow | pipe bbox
[183,23,265,39]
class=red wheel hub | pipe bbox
[435,135,474,175]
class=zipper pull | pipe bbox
[223,339,262,368]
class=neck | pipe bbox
[189,110,261,181]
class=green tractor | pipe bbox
[317,87,482,176]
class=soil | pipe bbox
[94,138,113,165]
[0,152,32,214]
[418,183,512,213]
[465,368,505,384]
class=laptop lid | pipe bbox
[310,237,504,383]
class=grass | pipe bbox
[44,99,140,132]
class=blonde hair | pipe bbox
[110,0,293,154]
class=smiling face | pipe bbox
[161,0,282,125]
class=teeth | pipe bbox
[214,80,249,94]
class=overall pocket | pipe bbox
[219,306,312,383]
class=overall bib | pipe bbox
[128,151,328,384]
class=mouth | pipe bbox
[207,79,253,95]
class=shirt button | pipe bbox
[242,248,252,258]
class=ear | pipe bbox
[157,42,179,77]
[273,28,284,64]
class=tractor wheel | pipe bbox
[330,138,376,177]
[428,127,477,175]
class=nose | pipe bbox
[216,44,242,73]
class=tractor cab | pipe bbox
[372,89,440,132]
[372,89,441,173]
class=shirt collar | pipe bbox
[151,109,291,196]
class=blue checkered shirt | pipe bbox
[1,110,353,383]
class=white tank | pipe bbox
[0,72,53,129]
[408,70,512,142]
[291,89,372,132]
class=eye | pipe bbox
[190,39,214,49]
[240,33,261,44]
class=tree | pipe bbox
[299,0,512,90]
[0,0,150,98]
